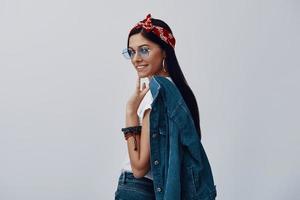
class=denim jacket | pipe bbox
[149,76,217,200]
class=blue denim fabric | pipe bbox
[148,76,217,200]
[115,171,155,200]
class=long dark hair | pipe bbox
[127,17,202,139]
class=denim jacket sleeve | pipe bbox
[149,76,217,200]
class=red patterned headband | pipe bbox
[131,14,176,48]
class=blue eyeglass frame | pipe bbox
[122,47,151,60]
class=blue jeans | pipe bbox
[114,171,155,200]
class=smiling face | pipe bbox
[128,33,169,79]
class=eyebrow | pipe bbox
[128,44,150,49]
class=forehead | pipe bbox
[128,33,159,49]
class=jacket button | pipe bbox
[157,187,162,192]
[152,133,157,138]
[154,160,159,165]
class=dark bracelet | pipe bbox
[121,126,142,151]
[121,126,142,135]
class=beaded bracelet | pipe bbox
[121,126,142,151]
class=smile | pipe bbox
[136,65,148,69]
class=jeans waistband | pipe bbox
[119,171,153,185]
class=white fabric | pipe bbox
[121,77,173,180]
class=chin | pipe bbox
[137,72,150,78]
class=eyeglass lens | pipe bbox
[122,46,150,59]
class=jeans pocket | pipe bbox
[115,178,155,200]
[115,186,155,200]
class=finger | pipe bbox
[141,89,150,98]
[141,84,150,95]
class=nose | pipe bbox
[131,52,143,63]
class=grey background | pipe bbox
[0,0,299,199]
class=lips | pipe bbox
[136,65,148,70]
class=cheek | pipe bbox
[148,55,162,69]
[152,60,162,70]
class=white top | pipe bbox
[121,76,174,180]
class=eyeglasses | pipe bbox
[122,46,151,60]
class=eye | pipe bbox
[127,49,136,58]
[140,46,150,54]
[140,47,149,53]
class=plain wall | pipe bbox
[0,0,299,199]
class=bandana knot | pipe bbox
[131,14,176,48]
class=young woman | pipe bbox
[115,14,216,200]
